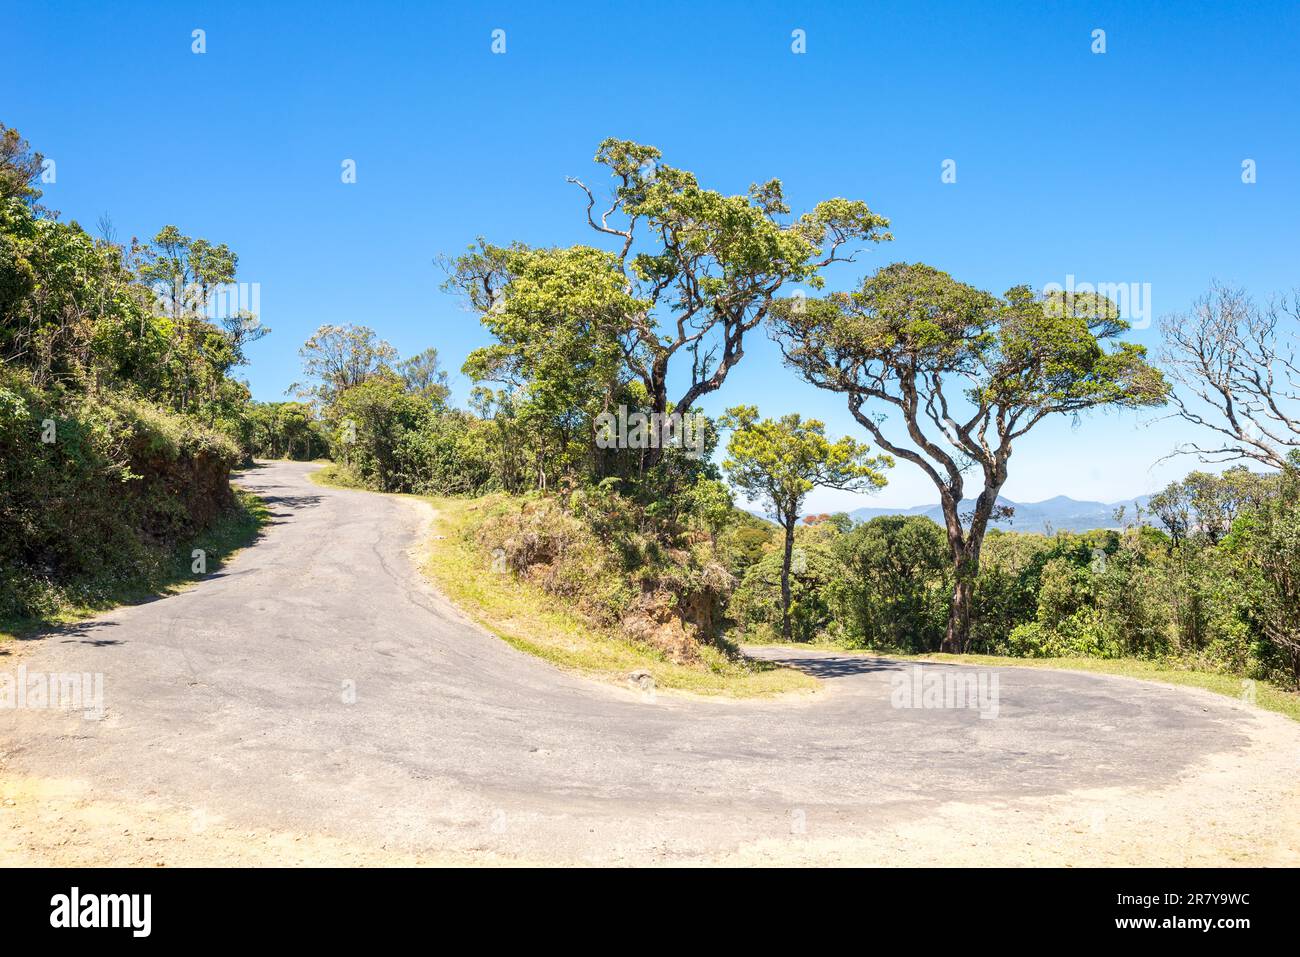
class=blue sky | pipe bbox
[10,0,1299,510]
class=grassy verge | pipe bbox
[309,466,816,698]
[746,636,1300,722]
[309,462,365,488]
[0,485,270,643]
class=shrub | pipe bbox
[730,531,840,643]
[468,484,735,662]
[828,515,950,651]
[0,369,238,621]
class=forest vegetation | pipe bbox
[4,126,1298,696]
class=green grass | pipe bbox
[308,461,366,488]
[309,466,817,698]
[746,636,1300,722]
[0,485,270,643]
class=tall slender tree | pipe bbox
[722,406,890,640]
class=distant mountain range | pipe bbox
[837,494,1153,533]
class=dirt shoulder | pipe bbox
[0,775,516,867]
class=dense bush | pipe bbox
[1226,462,1300,683]
[720,474,1300,689]
[729,521,842,643]
[0,369,238,619]
[468,480,736,662]
[1,123,257,623]
[385,409,492,496]
[828,515,950,651]
[243,401,329,461]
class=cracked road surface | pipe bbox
[3,460,1299,865]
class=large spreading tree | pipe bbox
[771,262,1168,651]
[446,138,892,465]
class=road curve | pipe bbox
[3,460,1298,865]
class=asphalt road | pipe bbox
[2,460,1293,864]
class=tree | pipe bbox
[293,323,397,406]
[449,138,892,466]
[1,202,127,383]
[135,225,237,319]
[396,347,451,406]
[728,525,843,642]
[772,262,1168,651]
[1232,454,1300,682]
[831,515,951,651]
[0,124,43,205]
[447,243,636,488]
[246,401,326,460]
[1148,467,1275,545]
[721,405,890,639]
[803,511,854,533]
[130,226,267,413]
[330,373,430,490]
[1160,281,1300,469]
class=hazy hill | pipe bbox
[836,494,1153,533]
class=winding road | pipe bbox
[3,460,1298,865]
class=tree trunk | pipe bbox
[939,481,1003,653]
[942,571,974,653]
[643,366,670,469]
[780,519,795,640]
[938,490,967,653]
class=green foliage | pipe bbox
[771,260,1170,651]
[729,522,842,643]
[722,520,769,572]
[392,408,496,496]
[451,243,637,490]
[396,346,451,406]
[293,323,398,407]
[719,476,1300,691]
[829,515,951,651]
[0,125,43,205]
[0,368,240,621]
[473,494,635,624]
[0,123,259,625]
[443,138,892,501]
[469,478,737,661]
[243,401,328,461]
[1148,466,1275,545]
[580,140,891,429]
[1227,458,1300,683]
[721,405,890,639]
[329,374,431,491]
[721,405,890,524]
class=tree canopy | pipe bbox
[771,261,1169,650]
[445,138,892,469]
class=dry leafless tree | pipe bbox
[1160,282,1300,469]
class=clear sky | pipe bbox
[10,0,1299,511]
